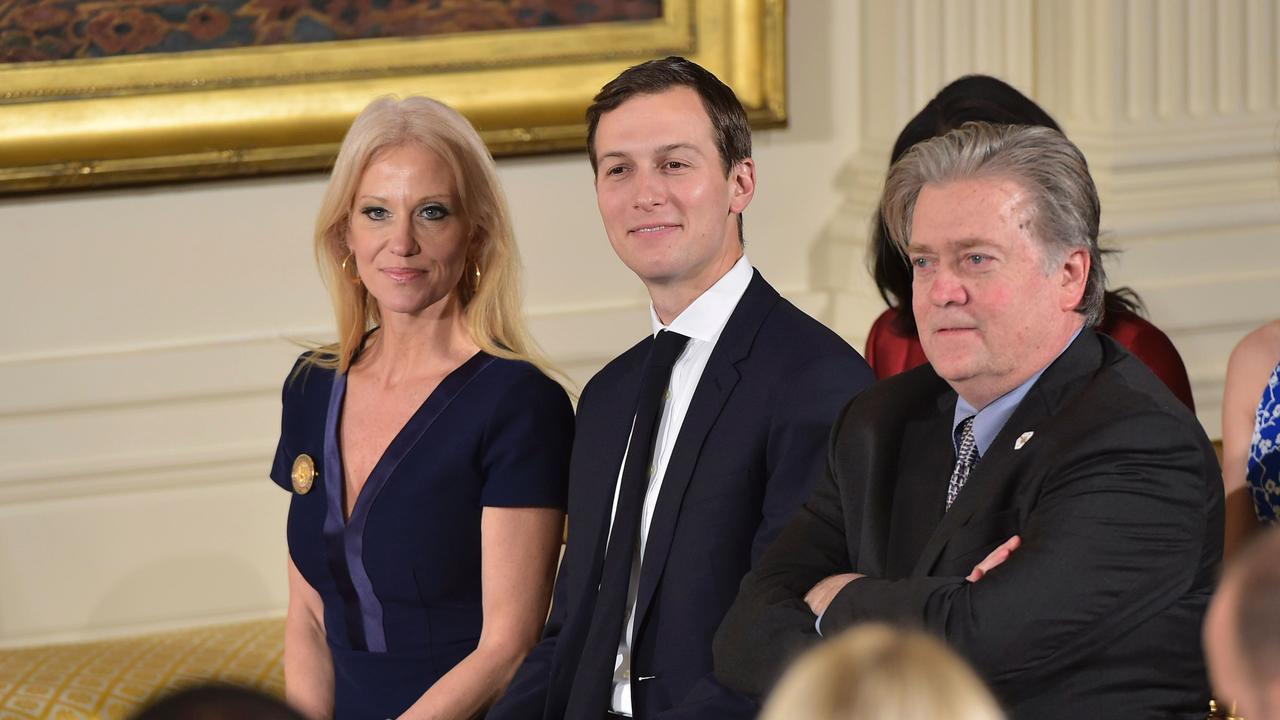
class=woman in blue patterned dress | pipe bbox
[1222,320,1280,559]
[271,96,573,719]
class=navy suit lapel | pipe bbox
[575,339,653,596]
[631,271,777,639]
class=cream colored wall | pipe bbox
[0,2,859,646]
[1,0,1273,646]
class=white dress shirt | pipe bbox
[606,255,754,715]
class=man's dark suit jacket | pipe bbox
[714,329,1223,720]
[488,270,874,720]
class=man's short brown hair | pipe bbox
[585,56,752,243]
[585,56,752,176]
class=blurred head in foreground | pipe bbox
[760,624,1005,720]
[1205,527,1280,720]
[129,683,305,720]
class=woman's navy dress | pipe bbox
[270,351,573,719]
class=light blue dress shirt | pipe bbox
[951,327,1083,458]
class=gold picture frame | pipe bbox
[0,0,786,195]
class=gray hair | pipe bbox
[880,122,1105,326]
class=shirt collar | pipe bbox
[649,255,753,342]
[952,326,1083,457]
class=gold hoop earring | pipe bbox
[471,261,482,291]
[341,253,362,285]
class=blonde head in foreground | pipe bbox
[310,95,546,374]
[761,624,1005,720]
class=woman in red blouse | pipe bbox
[865,75,1195,411]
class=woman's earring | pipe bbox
[341,253,362,285]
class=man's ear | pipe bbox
[729,158,756,215]
[1059,247,1090,312]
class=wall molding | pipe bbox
[0,609,287,651]
[0,445,268,506]
[0,288,825,508]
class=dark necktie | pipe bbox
[567,329,689,716]
[947,416,979,510]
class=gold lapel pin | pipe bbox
[291,453,317,495]
[1014,431,1035,451]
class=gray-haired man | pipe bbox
[714,122,1223,719]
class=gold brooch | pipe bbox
[291,454,316,494]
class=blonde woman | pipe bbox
[761,624,1005,720]
[270,96,572,720]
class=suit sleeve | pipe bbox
[820,408,1214,686]
[683,351,872,706]
[752,351,875,563]
[712,400,864,697]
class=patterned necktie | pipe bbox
[947,416,980,510]
[567,329,689,716]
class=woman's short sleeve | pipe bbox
[269,354,326,492]
[270,427,293,492]
[479,367,574,509]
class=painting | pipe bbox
[0,0,786,194]
[0,1,665,62]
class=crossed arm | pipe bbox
[716,410,1211,696]
[804,535,1021,619]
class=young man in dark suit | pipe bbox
[714,122,1223,719]
[487,57,874,720]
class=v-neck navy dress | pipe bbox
[270,351,573,719]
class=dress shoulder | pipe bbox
[269,352,336,492]
[475,358,574,509]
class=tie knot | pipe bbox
[954,415,979,460]
[649,330,690,371]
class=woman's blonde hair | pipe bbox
[760,624,1005,720]
[309,95,550,375]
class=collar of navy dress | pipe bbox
[322,350,496,653]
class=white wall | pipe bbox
[1,0,1273,646]
[0,2,861,646]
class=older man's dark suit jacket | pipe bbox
[715,329,1223,720]
[487,270,874,720]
